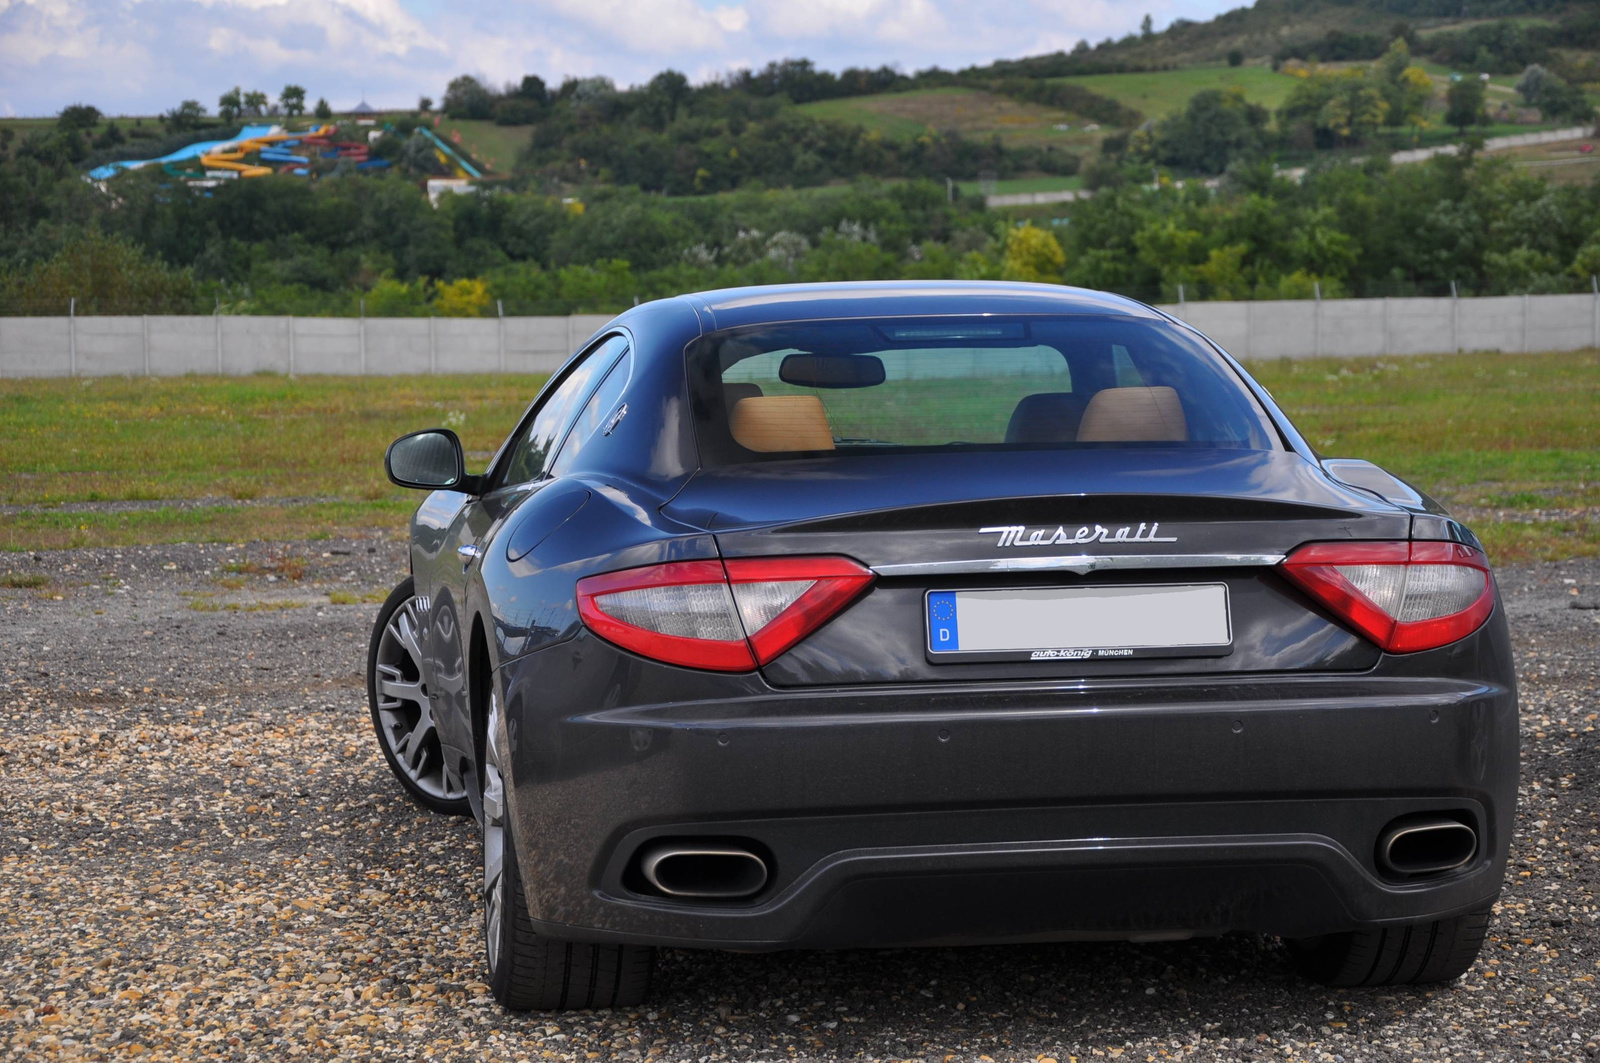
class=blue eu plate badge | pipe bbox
[928,592,959,651]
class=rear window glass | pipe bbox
[686,315,1279,465]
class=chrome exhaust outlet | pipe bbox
[639,843,769,899]
[1378,817,1478,876]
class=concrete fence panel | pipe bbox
[434,319,501,373]
[1385,298,1455,355]
[1240,300,1312,359]
[363,319,432,375]
[0,318,72,376]
[292,318,362,374]
[1528,294,1596,353]
[73,316,145,376]
[220,316,290,375]
[1173,302,1249,355]
[1316,299,1385,357]
[148,316,223,376]
[1457,296,1530,353]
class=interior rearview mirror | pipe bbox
[386,428,466,490]
[779,352,886,389]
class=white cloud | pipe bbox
[0,0,1244,116]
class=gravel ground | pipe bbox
[1,541,1596,1063]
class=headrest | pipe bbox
[723,382,764,407]
[1005,392,1088,444]
[1077,386,1188,443]
[729,395,835,453]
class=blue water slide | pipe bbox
[87,125,280,181]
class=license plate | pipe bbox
[926,584,1231,662]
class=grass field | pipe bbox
[0,350,1594,560]
[798,88,1100,149]
[1050,64,1300,120]
[956,175,1085,196]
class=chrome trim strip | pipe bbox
[872,552,1286,577]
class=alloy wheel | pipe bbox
[373,596,467,803]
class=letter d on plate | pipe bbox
[928,592,959,651]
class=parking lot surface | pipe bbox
[1,540,1596,1062]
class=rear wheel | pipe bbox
[481,691,654,1011]
[1286,904,1494,987]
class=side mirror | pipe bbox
[386,428,468,490]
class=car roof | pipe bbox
[677,280,1163,331]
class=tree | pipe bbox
[218,87,242,123]
[164,99,206,131]
[1445,77,1486,133]
[1000,224,1065,283]
[1226,48,1244,67]
[0,231,199,314]
[1374,39,1432,128]
[443,75,495,119]
[418,96,434,113]
[242,90,269,117]
[1140,14,1154,40]
[314,97,333,120]
[280,85,307,116]
[57,104,102,132]
[516,75,549,104]
[1141,87,1270,173]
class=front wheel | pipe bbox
[481,692,654,1011]
[1286,904,1494,986]
[366,577,470,815]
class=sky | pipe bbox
[0,0,1246,118]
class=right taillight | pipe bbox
[576,556,873,671]
[1281,540,1495,653]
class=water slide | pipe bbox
[199,124,336,178]
[417,126,483,179]
[86,124,336,181]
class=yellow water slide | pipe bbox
[200,124,337,178]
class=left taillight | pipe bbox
[576,556,874,671]
[1281,540,1495,654]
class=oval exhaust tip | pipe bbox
[639,844,769,899]
[1378,818,1478,876]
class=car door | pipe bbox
[416,333,632,771]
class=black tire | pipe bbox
[486,812,655,1011]
[1286,904,1494,987]
[366,576,470,816]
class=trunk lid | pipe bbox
[665,449,1409,685]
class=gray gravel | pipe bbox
[1,541,1596,1062]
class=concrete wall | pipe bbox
[3,296,1599,377]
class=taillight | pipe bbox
[1281,541,1494,653]
[576,557,873,671]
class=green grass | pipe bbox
[957,175,1084,196]
[1244,351,1599,562]
[1050,65,1300,119]
[797,87,1098,148]
[0,374,547,551]
[2,352,1595,561]
[417,116,531,176]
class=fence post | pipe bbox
[68,297,76,377]
[1177,283,1185,319]
[214,303,223,375]
[1451,281,1459,354]
[1381,296,1390,357]
[1313,281,1322,358]
[1244,300,1253,359]
[429,316,437,375]
[287,315,295,377]
[497,299,505,372]
[1522,292,1530,354]
[359,298,367,374]
[566,314,574,355]
[142,314,149,376]
[1592,276,1598,350]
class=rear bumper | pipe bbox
[495,621,1518,950]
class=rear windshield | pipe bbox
[686,315,1280,466]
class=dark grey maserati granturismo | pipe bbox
[365,281,1517,1011]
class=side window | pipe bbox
[499,335,629,486]
[549,349,631,478]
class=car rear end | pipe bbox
[501,305,1516,964]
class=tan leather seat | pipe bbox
[723,382,764,407]
[730,395,836,452]
[1077,386,1187,442]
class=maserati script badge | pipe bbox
[980,523,1177,547]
